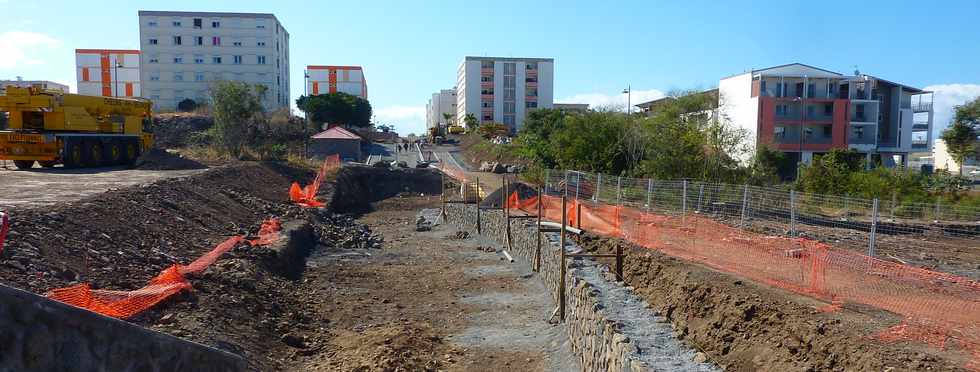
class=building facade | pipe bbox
[75,49,141,97]
[456,56,554,133]
[305,65,367,99]
[426,88,456,130]
[553,103,589,112]
[138,11,290,110]
[718,63,933,168]
[0,79,69,93]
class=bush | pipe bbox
[176,98,198,112]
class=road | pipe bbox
[0,164,205,209]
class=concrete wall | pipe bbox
[0,283,245,372]
[443,203,715,372]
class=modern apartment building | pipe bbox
[718,63,933,168]
[456,56,554,133]
[138,11,290,110]
[0,79,68,93]
[75,49,141,97]
[305,65,367,99]
[426,88,456,130]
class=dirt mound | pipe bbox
[480,181,538,209]
[330,165,442,213]
[576,234,971,371]
[134,148,207,170]
[147,113,214,148]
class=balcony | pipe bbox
[911,139,929,149]
[912,121,929,130]
[912,102,932,113]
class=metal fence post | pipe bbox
[564,170,569,198]
[789,189,797,236]
[646,179,653,211]
[697,183,704,212]
[575,172,581,201]
[475,178,481,235]
[544,168,551,194]
[681,180,688,220]
[934,197,941,221]
[617,176,622,205]
[890,190,897,221]
[594,173,601,203]
[869,198,879,258]
[739,184,749,230]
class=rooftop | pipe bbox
[138,10,278,19]
[311,126,362,140]
[464,56,554,63]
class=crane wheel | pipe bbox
[86,141,103,167]
[122,141,138,166]
[105,142,122,165]
[63,142,83,169]
[13,160,36,170]
[38,161,57,168]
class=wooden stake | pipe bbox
[535,186,542,272]
[615,245,623,282]
[504,176,512,250]
[475,177,481,235]
[559,195,567,322]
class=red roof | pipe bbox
[311,126,362,140]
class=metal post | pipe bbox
[559,195,567,321]
[576,201,582,230]
[475,177,481,235]
[440,172,446,218]
[544,168,551,194]
[890,190,897,221]
[869,198,879,257]
[789,189,797,236]
[535,186,543,272]
[697,183,704,213]
[594,173,601,203]
[616,176,622,205]
[564,170,569,198]
[682,180,688,219]
[739,184,749,230]
[646,179,653,211]
[575,172,581,201]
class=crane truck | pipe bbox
[0,86,153,169]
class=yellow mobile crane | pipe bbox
[0,86,154,169]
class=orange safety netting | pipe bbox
[290,154,341,208]
[0,211,8,255]
[508,192,980,367]
[45,219,282,319]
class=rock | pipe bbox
[281,333,307,348]
[479,162,494,172]
[491,163,506,174]
[6,260,26,271]
[693,352,708,363]
[372,160,389,168]
[506,165,518,173]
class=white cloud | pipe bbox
[375,105,426,136]
[923,83,980,135]
[558,89,666,112]
[0,31,62,70]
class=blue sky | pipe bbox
[2,0,980,136]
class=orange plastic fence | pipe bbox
[508,192,980,367]
[0,211,8,255]
[45,219,282,319]
[290,154,341,208]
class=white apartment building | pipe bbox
[426,88,456,130]
[305,65,367,99]
[456,56,554,133]
[0,79,68,93]
[75,49,141,97]
[138,11,290,110]
[718,63,933,168]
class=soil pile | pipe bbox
[134,148,207,170]
[330,165,442,213]
[480,181,538,209]
[576,234,971,371]
[147,113,213,148]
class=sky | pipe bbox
[2,0,980,136]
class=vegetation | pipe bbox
[939,97,980,174]
[208,81,265,158]
[462,113,478,129]
[296,92,372,129]
[475,122,509,139]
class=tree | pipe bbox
[940,97,980,174]
[296,92,372,129]
[463,113,478,129]
[176,98,198,112]
[442,112,454,127]
[796,149,864,194]
[209,81,265,157]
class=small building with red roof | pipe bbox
[310,125,362,161]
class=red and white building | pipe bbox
[75,49,141,97]
[305,65,367,99]
[718,63,933,168]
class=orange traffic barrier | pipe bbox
[507,191,980,368]
[290,154,340,208]
[46,220,282,319]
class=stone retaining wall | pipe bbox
[444,204,715,372]
[0,283,245,372]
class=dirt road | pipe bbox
[291,196,576,371]
[0,166,205,209]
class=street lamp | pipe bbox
[794,96,809,180]
[303,71,311,158]
[113,59,123,98]
[622,85,631,114]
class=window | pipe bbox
[257,56,266,64]
[526,88,537,97]
[212,21,220,28]
[482,114,493,121]
[481,61,493,69]
[481,76,492,82]
[824,103,833,116]
[806,105,815,117]
[481,101,493,108]
[504,89,516,100]
[172,21,182,27]
[173,56,183,63]
[172,36,182,45]
[173,72,183,81]
[776,82,783,97]
[526,101,538,108]
[193,18,202,28]
[212,37,221,46]
[854,126,865,139]
[526,62,537,70]
[233,55,242,64]
[212,56,222,64]
[503,102,516,114]
[148,56,159,63]
[760,80,767,95]
[148,21,158,27]
[807,83,816,98]
[823,126,832,137]
[256,24,266,29]
[193,55,204,64]
[774,126,785,138]
[503,63,516,74]
[194,72,205,82]
[195,36,204,46]
[776,105,787,116]
[480,88,493,95]
[526,77,537,83]
[257,41,266,47]
[503,115,515,126]
[149,38,158,45]
[149,74,160,81]
[233,41,242,46]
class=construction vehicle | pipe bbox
[447,125,465,135]
[0,86,153,169]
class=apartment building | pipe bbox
[305,65,367,99]
[719,63,933,168]
[456,56,554,133]
[426,88,456,130]
[138,11,290,110]
[75,49,141,97]
[0,79,68,93]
